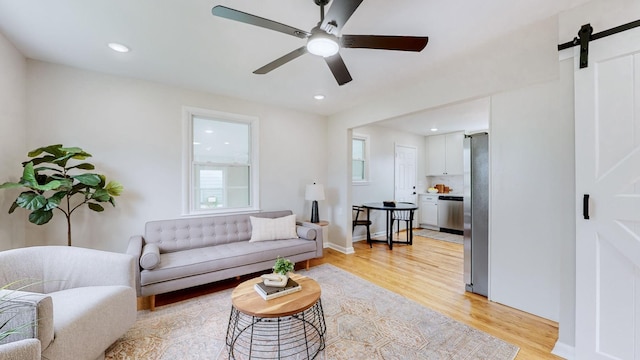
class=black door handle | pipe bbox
[583,194,590,220]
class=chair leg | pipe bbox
[367,225,372,248]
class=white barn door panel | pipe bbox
[575,27,640,359]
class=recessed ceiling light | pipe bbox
[108,42,130,53]
[193,142,201,145]
[314,94,325,100]
[205,130,214,134]
[224,142,230,145]
[430,128,438,132]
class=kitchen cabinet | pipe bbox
[419,194,438,228]
[426,132,464,175]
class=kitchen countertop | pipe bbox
[418,192,463,196]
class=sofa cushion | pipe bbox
[140,239,316,286]
[140,243,160,270]
[249,214,298,242]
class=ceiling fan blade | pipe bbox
[321,0,364,33]
[324,53,353,86]
[212,6,310,39]
[253,47,308,74]
[341,35,429,52]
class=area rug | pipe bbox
[414,229,464,245]
[106,264,518,359]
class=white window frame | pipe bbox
[352,133,370,185]
[182,106,260,215]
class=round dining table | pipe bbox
[361,202,418,250]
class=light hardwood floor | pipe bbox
[155,233,562,359]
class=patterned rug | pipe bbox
[106,264,518,359]
[414,229,464,245]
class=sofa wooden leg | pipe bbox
[150,295,156,312]
[306,259,310,271]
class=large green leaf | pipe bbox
[16,192,46,211]
[28,209,53,225]
[105,181,123,196]
[15,163,60,191]
[28,155,58,166]
[0,182,23,190]
[88,203,104,212]
[73,174,101,187]
[43,192,65,211]
[91,188,110,202]
[34,166,64,174]
[60,147,91,157]
[20,162,37,187]
[68,163,95,170]
[27,144,63,158]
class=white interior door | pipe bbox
[575,27,640,359]
[394,144,417,203]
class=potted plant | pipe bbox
[260,257,295,287]
[0,144,123,246]
[273,256,294,276]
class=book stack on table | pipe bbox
[254,278,302,300]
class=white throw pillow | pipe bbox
[249,214,299,242]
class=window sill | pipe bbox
[181,207,260,217]
[352,181,370,186]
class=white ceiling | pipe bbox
[373,97,491,136]
[0,0,589,130]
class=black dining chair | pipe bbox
[352,205,372,247]
[391,202,415,245]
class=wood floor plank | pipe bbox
[154,233,562,359]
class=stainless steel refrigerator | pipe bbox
[463,132,488,296]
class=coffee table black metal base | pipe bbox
[226,299,326,359]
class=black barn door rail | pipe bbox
[558,19,640,68]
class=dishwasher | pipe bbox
[437,195,463,234]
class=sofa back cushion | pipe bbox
[144,210,294,253]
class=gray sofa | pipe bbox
[0,246,137,360]
[127,210,323,310]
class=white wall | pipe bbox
[0,32,27,251]
[351,125,426,240]
[23,60,327,252]
[489,58,574,322]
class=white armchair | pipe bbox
[0,246,137,360]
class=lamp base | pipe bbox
[310,200,319,223]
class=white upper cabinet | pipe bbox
[426,132,464,175]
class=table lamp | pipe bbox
[305,183,325,223]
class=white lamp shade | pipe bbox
[305,184,325,201]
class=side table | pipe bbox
[226,273,326,359]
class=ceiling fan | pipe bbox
[211,0,429,86]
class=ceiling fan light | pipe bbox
[307,36,339,57]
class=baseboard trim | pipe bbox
[552,341,574,360]
[326,242,354,254]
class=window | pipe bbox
[352,134,369,183]
[183,107,259,214]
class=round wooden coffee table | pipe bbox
[226,273,326,359]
